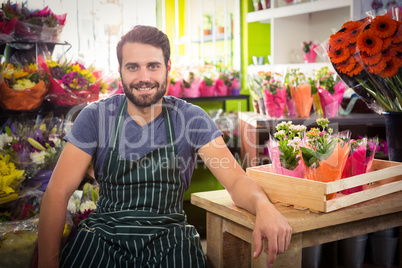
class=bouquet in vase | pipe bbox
[267,121,306,178]
[320,9,401,114]
[38,55,100,106]
[0,62,49,111]
[300,118,350,199]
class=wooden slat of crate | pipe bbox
[247,159,402,213]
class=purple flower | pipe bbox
[77,77,86,87]
[62,73,74,85]
[52,66,63,79]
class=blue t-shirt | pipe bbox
[65,95,222,189]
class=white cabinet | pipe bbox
[246,0,361,65]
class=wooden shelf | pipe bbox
[246,0,354,23]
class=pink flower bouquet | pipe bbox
[341,138,378,194]
[168,77,183,98]
[263,84,287,118]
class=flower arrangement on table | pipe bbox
[38,55,100,106]
[261,71,287,118]
[315,66,347,117]
[324,9,401,114]
[266,121,306,178]
[1,1,66,42]
[300,118,350,199]
[0,62,49,111]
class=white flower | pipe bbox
[0,133,13,150]
[49,135,62,147]
[79,200,96,213]
[67,196,78,213]
[30,151,47,165]
[288,137,302,150]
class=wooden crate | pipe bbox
[246,159,402,213]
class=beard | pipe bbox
[122,74,168,108]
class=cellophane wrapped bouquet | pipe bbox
[38,55,100,106]
[287,68,314,117]
[315,66,347,117]
[1,1,66,42]
[341,137,379,194]
[316,7,401,114]
[0,61,49,111]
[267,121,306,178]
[261,71,287,118]
[300,118,351,199]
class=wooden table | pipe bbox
[191,190,402,268]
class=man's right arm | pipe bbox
[38,142,92,268]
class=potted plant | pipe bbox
[203,14,212,35]
[253,0,263,11]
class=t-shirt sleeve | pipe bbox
[64,103,99,157]
[183,103,223,151]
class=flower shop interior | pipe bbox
[0,0,401,267]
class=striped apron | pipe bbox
[60,99,205,267]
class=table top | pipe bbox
[238,112,385,129]
[191,190,402,234]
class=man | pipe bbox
[38,25,292,267]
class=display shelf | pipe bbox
[181,94,250,112]
[239,112,386,168]
[246,0,360,65]
[246,0,356,23]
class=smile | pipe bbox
[136,87,154,91]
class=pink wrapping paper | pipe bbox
[267,141,305,178]
[199,80,215,97]
[215,78,229,96]
[168,80,183,98]
[263,87,287,118]
[318,81,346,118]
[183,79,201,98]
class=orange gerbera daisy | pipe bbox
[380,58,400,78]
[370,15,397,39]
[329,32,349,49]
[361,51,382,66]
[357,29,383,56]
[391,43,402,53]
[346,61,364,77]
[382,47,397,62]
[344,21,364,44]
[328,46,351,64]
[336,56,357,74]
[367,58,387,75]
[341,20,355,30]
[381,37,393,51]
[392,22,401,44]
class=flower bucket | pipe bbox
[263,87,286,118]
[384,112,402,162]
[168,80,183,98]
[215,78,229,96]
[286,98,296,116]
[200,80,215,97]
[0,80,48,110]
[303,142,350,200]
[267,145,305,178]
[303,51,317,63]
[290,84,313,117]
[231,88,241,96]
[318,81,346,118]
[183,80,200,98]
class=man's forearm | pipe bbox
[38,189,69,267]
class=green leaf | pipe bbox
[27,137,46,151]
[5,126,12,137]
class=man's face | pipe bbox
[120,42,170,107]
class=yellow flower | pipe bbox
[0,155,24,191]
[12,78,36,90]
[71,64,82,73]
[46,60,60,68]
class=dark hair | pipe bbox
[116,25,170,68]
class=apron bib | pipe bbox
[60,98,205,268]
